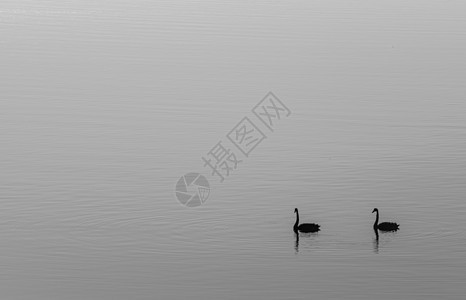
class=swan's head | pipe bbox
[294,208,298,213]
[372,208,378,213]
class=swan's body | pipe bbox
[372,208,399,231]
[294,208,320,233]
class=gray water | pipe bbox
[1,1,466,299]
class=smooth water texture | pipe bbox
[1,1,466,299]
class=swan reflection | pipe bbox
[373,228,379,253]
[294,231,319,253]
[373,227,400,253]
[294,232,299,253]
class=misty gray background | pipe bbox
[1,1,466,299]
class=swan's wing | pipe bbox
[300,223,319,227]
[298,223,320,232]
[385,222,399,227]
[378,222,399,231]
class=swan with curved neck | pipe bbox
[294,208,320,233]
[372,208,399,231]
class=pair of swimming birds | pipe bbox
[293,208,400,233]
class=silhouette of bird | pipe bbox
[294,208,320,233]
[372,208,399,231]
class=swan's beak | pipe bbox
[372,209,376,213]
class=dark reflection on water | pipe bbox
[373,229,379,254]
[295,232,299,253]
[373,229,400,254]
[294,232,319,254]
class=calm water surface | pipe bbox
[1,1,466,299]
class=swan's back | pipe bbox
[297,223,320,233]
[377,222,399,231]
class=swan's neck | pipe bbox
[373,211,379,229]
[294,211,299,230]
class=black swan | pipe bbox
[294,208,320,233]
[372,208,399,231]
